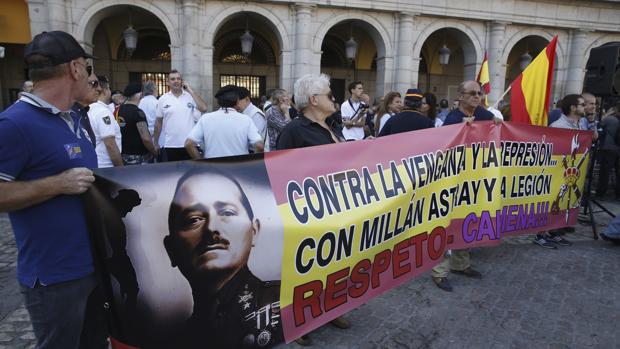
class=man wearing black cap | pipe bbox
[0,31,108,348]
[377,88,434,137]
[185,85,263,159]
[118,82,157,165]
[89,75,123,167]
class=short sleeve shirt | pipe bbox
[340,99,365,140]
[276,115,345,150]
[188,108,262,159]
[0,95,97,287]
[138,95,159,139]
[88,101,122,168]
[156,91,201,148]
[119,103,148,155]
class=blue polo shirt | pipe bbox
[0,94,97,287]
[443,106,495,125]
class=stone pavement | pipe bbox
[0,198,618,349]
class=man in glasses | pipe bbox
[532,94,586,249]
[89,75,124,167]
[71,63,101,147]
[443,80,496,125]
[0,31,108,348]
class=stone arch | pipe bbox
[74,0,180,50]
[203,4,291,52]
[501,29,565,71]
[312,13,393,59]
[584,33,619,56]
[412,20,483,71]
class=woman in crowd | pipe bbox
[421,92,442,127]
[265,88,292,150]
[374,91,402,136]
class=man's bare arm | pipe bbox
[103,137,124,167]
[0,168,95,212]
[184,139,202,159]
[153,117,163,153]
[137,121,157,156]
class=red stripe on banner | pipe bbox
[281,205,579,342]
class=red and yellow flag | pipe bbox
[476,51,490,107]
[510,36,558,126]
[477,51,490,94]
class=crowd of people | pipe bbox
[1,30,619,349]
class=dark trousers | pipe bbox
[19,274,108,349]
[162,147,191,162]
[596,149,620,198]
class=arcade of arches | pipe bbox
[2,0,620,110]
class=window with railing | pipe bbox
[129,72,168,97]
[220,75,266,104]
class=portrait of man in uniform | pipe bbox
[164,165,283,348]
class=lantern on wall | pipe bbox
[345,37,358,61]
[438,44,451,66]
[240,30,254,57]
[520,51,533,71]
[123,26,138,57]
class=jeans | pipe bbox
[162,147,191,162]
[19,273,108,349]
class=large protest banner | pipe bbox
[84,122,591,348]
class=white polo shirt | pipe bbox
[156,91,201,148]
[188,108,262,159]
[340,98,365,140]
[138,94,163,147]
[88,100,122,168]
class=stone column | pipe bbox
[293,4,315,82]
[487,21,509,105]
[46,0,67,32]
[201,46,214,108]
[410,57,422,89]
[394,12,415,94]
[27,0,49,36]
[565,29,589,95]
[280,50,294,92]
[181,0,201,93]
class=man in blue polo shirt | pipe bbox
[0,31,107,348]
[443,80,497,125]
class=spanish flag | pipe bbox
[477,51,490,94]
[476,51,490,107]
[510,36,558,126]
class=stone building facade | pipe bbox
[1,0,619,109]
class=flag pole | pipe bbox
[492,85,512,109]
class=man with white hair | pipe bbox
[277,74,345,149]
[138,81,161,150]
[276,74,349,346]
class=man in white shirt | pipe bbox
[153,69,208,162]
[236,86,269,151]
[88,75,123,167]
[138,81,161,148]
[340,81,367,140]
[185,85,264,159]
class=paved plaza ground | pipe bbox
[0,197,618,349]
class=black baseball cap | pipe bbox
[24,31,96,68]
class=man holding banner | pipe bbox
[163,166,283,348]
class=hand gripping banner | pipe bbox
[84,122,592,348]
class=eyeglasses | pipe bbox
[88,80,100,88]
[463,91,483,97]
[74,61,93,76]
[313,91,335,101]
